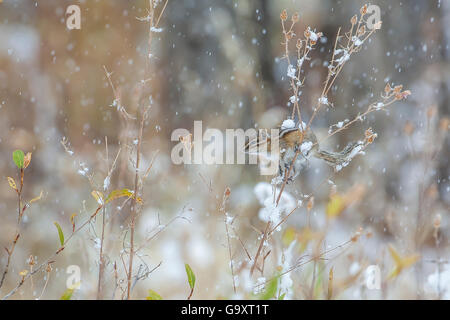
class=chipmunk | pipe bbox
[245,121,365,183]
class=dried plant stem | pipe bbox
[225,221,236,293]
[0,168,24,290]
[36,271,51,300]
[2,204,103,300]
[0,233,20,289]
[96,137,110,300]
[281,17,309,123]
[125,0,168,300]
[254,238,353,290]
[96,198,107,299]
[187,288,194,300]
[310,259,318,299]
[306,12,378,132]
[269,205,300,235]
[29,262,35,296]
[126,111,144,300]
[251,150,336,277]
[155,0,169,27]
[319,96,398,145]
[250,221,271,276]
[276,152,301,205]
[251,147,302,276]
[220,189,236,292]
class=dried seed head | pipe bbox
[296,39,302,49]
[360,4,368,15]
[224,187,231,198]
[393,85,403,93]
[399,90,411,100]
[28,255,35,266]
[365,128,377,143]
[304,29,311,39]
[351,15,358,25]
[280,10,288,21]
[384,83,392,94]
[46,263,53,273]
[393,87,410,100]
[292,12,299,23]
[286,31,293,40]
[358,25,366,36]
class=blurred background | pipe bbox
[0,0,448,299]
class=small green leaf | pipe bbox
[60,288,74,300]
[146,289,163,300]
[13,150,25,169]
[185,263,196,290]
[259,276,278,300]
[54,222,65,246]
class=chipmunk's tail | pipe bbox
[314,141,364,166]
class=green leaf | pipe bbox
[185,263,196,290]
[259,276,278,300]
[60,288,74,300]
[13,150,25,169]
[54,222,65,246]
[146,289,163,300]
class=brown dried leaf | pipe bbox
[23,152,32,169]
